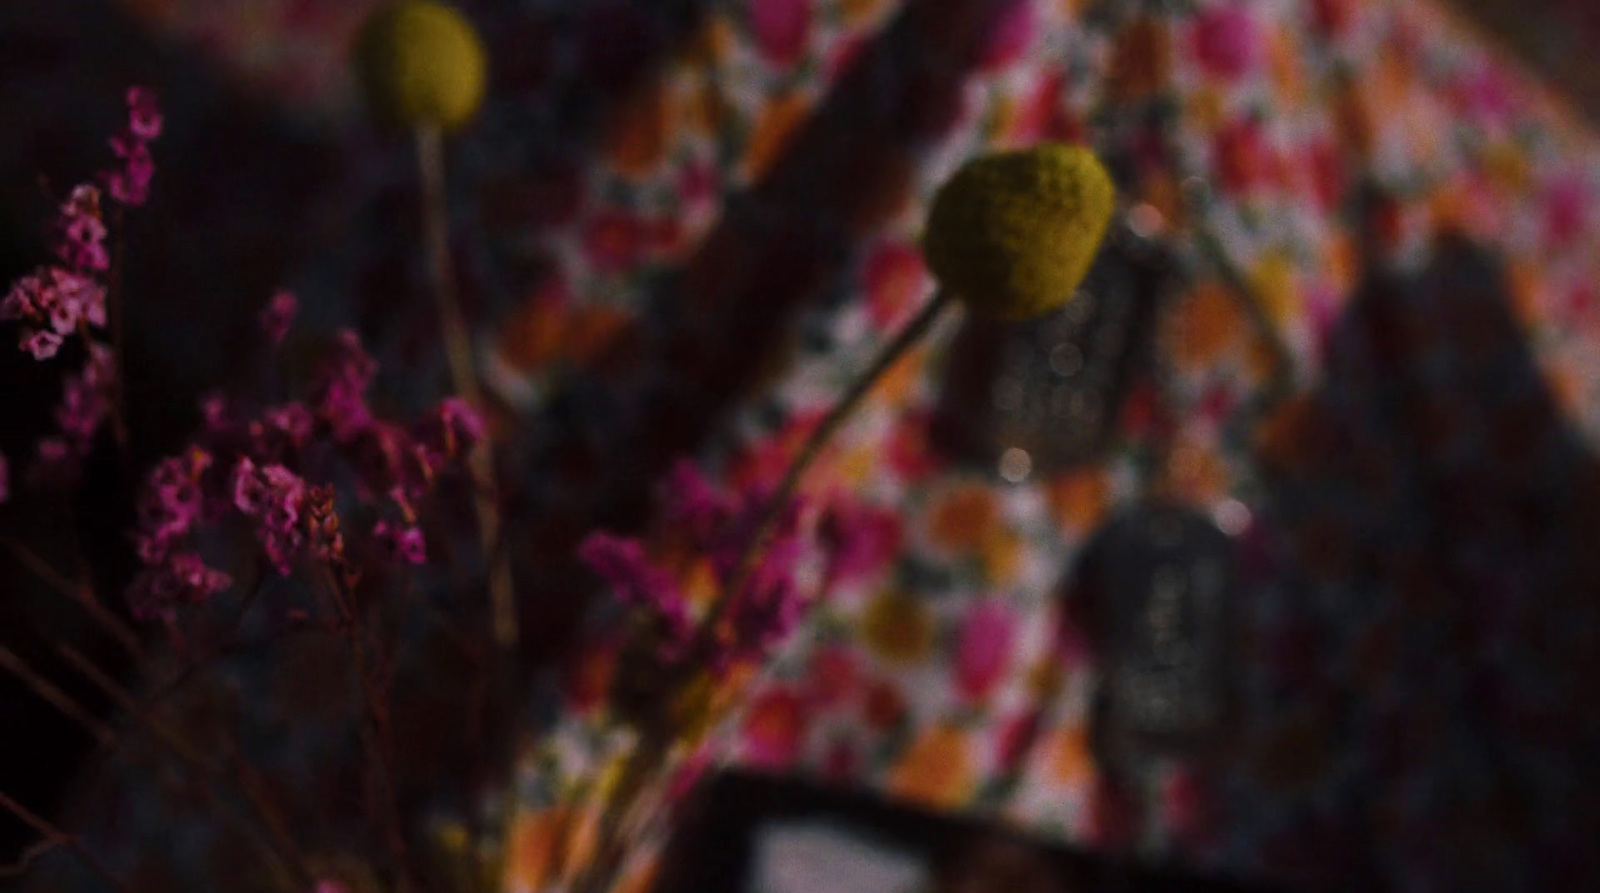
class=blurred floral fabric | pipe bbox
[23,0,1600,891]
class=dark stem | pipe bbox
[414,125,519,653]
[696,289,952,652]
[106,205,130,454]
[52,642,312,890]
[0,535,144,663]
[0,646,116,745]
[0,791,134,893]
[318,568,412,892]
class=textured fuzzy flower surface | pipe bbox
[355,0,488,131]
[923,143,1115,320]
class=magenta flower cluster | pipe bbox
[577,460,814,671]
[126,298,485,620]
[1,87,160,361]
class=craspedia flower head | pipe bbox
[354,0,487,131]
[923,143,1115,320]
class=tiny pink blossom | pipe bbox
[54,185,109,272]
[413,396,485,473]
[126,551,231,620]
[20,328,63,360]
[578,530,694,656]
[105,134,155,206]
[231,457,309,575]
[126,87,164,141]
[260,291,297,344]
[374,520,427,565]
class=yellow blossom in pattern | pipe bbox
[861,589,935,665]
[924,143,1114,320]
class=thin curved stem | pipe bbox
[697,288,952,649]
[415,124,518,651]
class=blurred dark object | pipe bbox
[656,770,1308,893]
[1450,0,1600,122]
[931,227,1176,481]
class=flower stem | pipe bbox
[577,289,954,893]
[414,124,518,652]
[106,205,130,455]
[697,288,952,650]
[0,790,134,893]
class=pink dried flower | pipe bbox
[313,330,378,442]
[19,328,63,360]
[374,520,427,565]
[412,396,484,473]
[55,344,115,453]
[127,551,231,620]
[249,403,315,462]
[724,530,808,663]
[53,185,110,272]
[345,420,431,510]
[125,87,164,141]
[4,267,107,348]
[103,89,162,207]
[105,133,155,206]
[231,457,309,575]
[260,291,297,344]
[661,459,736,544]
[133,448,212,564]
[578,531,694,655]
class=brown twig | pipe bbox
[0,791,133,893]
[50,642,311,891]
[0,535,144,663]
[0,647,116,745]
[1,835,67,879]
[414,124,518,652]
[317,567,412,892]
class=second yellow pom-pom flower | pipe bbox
[923,143,1115,320]
[355,0,488,132]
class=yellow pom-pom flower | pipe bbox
[355,0,487,131]
[923,143,1115,320]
